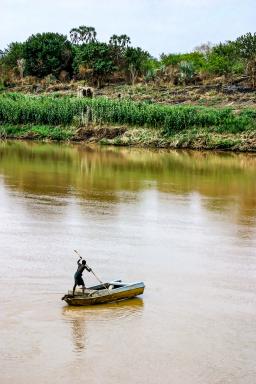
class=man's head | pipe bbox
[82,260,86,265]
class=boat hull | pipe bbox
[62,281,145,306]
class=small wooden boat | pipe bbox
[61,280,145,306]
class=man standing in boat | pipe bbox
[73,256,91,296]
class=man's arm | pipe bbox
[77,256,82,265]
[85,265,92,272]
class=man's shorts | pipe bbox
[74,273,85,286]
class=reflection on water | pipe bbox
[0,141,256,223]
[0,140,256,384]
[0,142,256,195]
[62,298,144,352]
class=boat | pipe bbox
[61,280,145,306]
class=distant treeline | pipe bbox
[0,27,255,88]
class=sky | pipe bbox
[1,0,255,57]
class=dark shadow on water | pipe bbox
[62,297,144,317]
[62,298,144,352]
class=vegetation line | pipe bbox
[0,93,255,135]
[0,27,255,89]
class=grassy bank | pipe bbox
[0,124,74,140]
[0,93,255,151]
[1,123,256,152]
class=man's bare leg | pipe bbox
[73,283,77,296]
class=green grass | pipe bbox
[0,93,255,135]
[0,124,74,140]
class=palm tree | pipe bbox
[70,28,80,44]
[70,26,97,44]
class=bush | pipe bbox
[206,41,244,77]
[178,61,196,84]
[1,42,25,69]
[160,52,206,71]
[23,33,72,78]
[73,42,116,87]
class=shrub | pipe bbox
[73,42,116,87]
[178,61,196,84]
[23,33,72,78]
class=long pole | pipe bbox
[73,250,111,293]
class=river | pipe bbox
[0,141,255,384]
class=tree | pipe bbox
[206,54,232,76]
[23,33,72,77]
[1,42,25,68]
[235,32,256,87]
[109,34,131,70]
[0,42,26,81]
[124,47,150,85]
[109,34,131,49]
[73,42,116,87]
[206,41,244,78]
[70,26,97,44]
[235,32,256,60]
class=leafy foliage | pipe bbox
[1,42,25,68]
[124,47,150,84]
[70,26,97,44]
[0,28,255,87]
[235,32,256,60]
[23,33,72,77]
[161,52,205,71]
[109,34,131,49]
[235,33,256,86]
[178,61,196,83]
[206,41,244,76]
[142,58,161,82]
[73,42,116,87]
[109,34,131,70]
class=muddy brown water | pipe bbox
[0,141,255,384]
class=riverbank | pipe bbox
[0,93,255,151]
[1,123,256,151]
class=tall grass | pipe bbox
[0,93,255,134]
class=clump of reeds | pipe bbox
[0,93,255,134]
